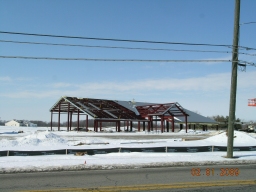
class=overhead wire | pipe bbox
[2,56,255,66]
[0,31,255,66]
[1,30,256,51]
[0,55,243,62]
[239,60,256,66]
[1,39,255,57]
[240,21,256,25]
[2,55,255,66]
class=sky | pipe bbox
[0,0,256,122]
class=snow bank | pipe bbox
[204,131,256,146]
[1,129,256,150]
[0,131,68,149]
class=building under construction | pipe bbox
[50,96,217,133]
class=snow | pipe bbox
[0,126,256,173]
[204,131,256,146]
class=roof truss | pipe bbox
[50,96,145,120]
[136,102,188,119]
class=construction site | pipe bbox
[49,96,218,133]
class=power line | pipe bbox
[0,39,231,53]
[240,21,256,25]
[1,39,255,57]
[0,55,238,62]
[239,60,256,66]
[0,30,248,49]
[0,39,230,53]
[1,55,255,66]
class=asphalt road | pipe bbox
[0,164,255,192]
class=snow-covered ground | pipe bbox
[0,126,256,173]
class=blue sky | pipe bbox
[0,0,256,122]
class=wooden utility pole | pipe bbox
[227,0,240,158]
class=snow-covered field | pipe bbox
[0,126,256,173]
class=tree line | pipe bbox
[210,115,242,129]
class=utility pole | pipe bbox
[227,0,240,158]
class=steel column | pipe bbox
[151,116,154,131]
[148,117,151,132]
[130,121,133,132]
[172,116,175,132]
[67,103,70,132]
[118,121,121,132]
[185,115,188,133]
[86,115,88,130]
[126,121,129,131]
[58,103,61,131]
[155,116,157,132]
[77,110,80,132]
[50,111,53,131]
[67,112,70,132]
[138,121,140,132]
[161,117,163,133]
[70,112,72,131]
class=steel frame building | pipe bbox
[50,96,192,133]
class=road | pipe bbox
[0,164,255,192]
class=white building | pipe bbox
[5,120,37,127]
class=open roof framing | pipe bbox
[50,96,146,121]
[50,96,217,133]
